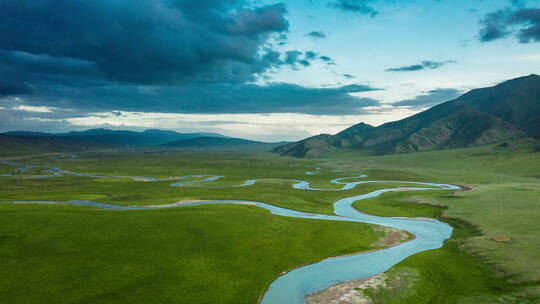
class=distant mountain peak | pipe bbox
[505,73,539,83]
[352,122,373,128]
[275,74,540,158]
[336,122,374,138]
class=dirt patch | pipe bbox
[492,236,512,243]
[408,198,446,208]
[145,200,255,208]
[145,199,206,207]
[456,185,473,193]
[10,201,56,204]
[175,199,206,204]
[374,227,411,247]
[306,274,385,304]
[383,230,408,246]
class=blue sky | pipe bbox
[272,0,540,100]
[1,0,539,141]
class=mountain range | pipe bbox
[163,136,286,150]
[3,75,539,157]
[0,133,117,156]
[274,74,540,158]
[0,129,284,155]
[3,129,226,146]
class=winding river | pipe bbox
[0,159,459,303]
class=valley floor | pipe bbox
[0,151,409,304]
[0,144,539,303]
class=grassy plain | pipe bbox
[1,141,539,303]
[0,151,417,304]
[1,152,429,215]
[0,202,384,304]
[0,164,15,174]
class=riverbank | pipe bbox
[307,274,385,304]
[304,215,530,304]
[320,143,540,302]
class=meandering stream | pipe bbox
[0,160,459,303]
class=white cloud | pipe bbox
[13,105,55,113]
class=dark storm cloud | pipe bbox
[0,51,100,77]
[10,82,381,115]
[0,66,32,96]
[0,50,103,93]
[0,0,289,85]
[328,0,378,17]
[392,88,462,108]
[0,0,363,118]
[0,81,31,97]
[307,31,327,40]
[385,60,455,72]
[510,9,540,42]
[479,10,513,41]
[510,0,528,7]
[479,7,540,43]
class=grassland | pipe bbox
[1,142,539,303]
[323,141,540,302]
[0,203,385,304]
[0,152,430,215]
[0,151,418,304]
[0,163,15,174]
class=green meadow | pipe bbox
[0,163,15,174]
[2,152,430,214]
[1,143,539,303]
[0,203,383,304]
[0,151,416,304]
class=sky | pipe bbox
[1,0,539,142]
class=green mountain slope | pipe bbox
[273,134,352,158]
[162,136,283,151]
[275,74,540,158]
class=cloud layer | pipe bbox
[385,60,455,72]
[328,0,378,17]
[307,31,327,40]
[0,0,291,85]
[12,82,380,115]
[479,7,540,43]
[392,88,462,108]
[0,0,373,121]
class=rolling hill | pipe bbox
[0,129,285,155]
[275,74,540,158]
[163,136,286,150]
[3,129,226,146]
[0,134,117,157]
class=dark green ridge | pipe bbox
[275,74,540,158]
